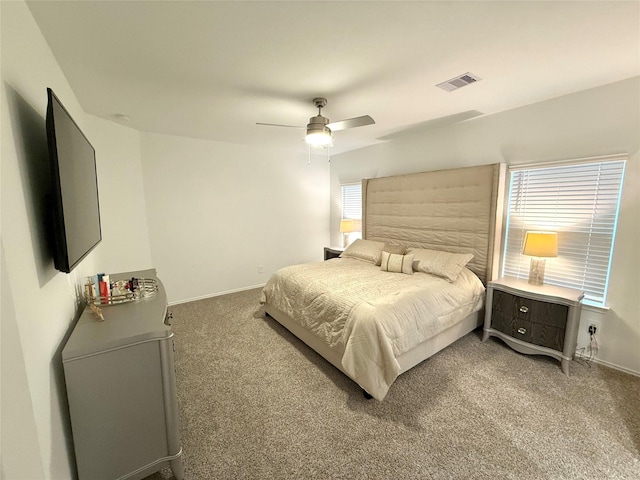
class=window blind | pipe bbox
[341,183,362,220]
[502,157,625,306]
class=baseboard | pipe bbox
[168,284,266,306]
[574,351,640,377]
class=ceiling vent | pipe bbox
[436,72,481,92]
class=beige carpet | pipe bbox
[147,288,640,479]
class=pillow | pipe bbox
[407,248,474,282]
[380,252,414,275]
[375,243,407,265]
[340,239,385,264]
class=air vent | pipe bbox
[436,72,481,92]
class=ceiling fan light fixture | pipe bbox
[304,129,333,147]
[305,128,333,146]
[259,97,372,149]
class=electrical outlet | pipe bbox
[258,265,264,273]
[588,324,597,335]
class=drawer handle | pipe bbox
[519,306,529,313]
[517,327,527,335]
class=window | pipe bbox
[502,156,626,307]
[341,183,362,242]
[341,183,362,220]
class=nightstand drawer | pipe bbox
[530,323,565,351]
[491,310,533,342]
[490,310,565,351]
[491,290,568,351]
[492,290,568,329]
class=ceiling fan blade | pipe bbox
[326,115,375,132]
[256,122,304,129]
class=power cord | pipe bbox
[589,332,599,360]
[576,330,599,368]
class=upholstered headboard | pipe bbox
[362,163,506,284]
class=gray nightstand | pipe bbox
[482,277,584,375]
[324,246,344,260]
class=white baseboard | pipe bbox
[574,351,640,377]
[168,284,266,306]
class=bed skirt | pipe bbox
[263,303,483,395]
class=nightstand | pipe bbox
[323,246,344,260]
[482,277,584,375]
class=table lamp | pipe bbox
[522,231,558,285]
[340,219,362,248]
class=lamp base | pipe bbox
[528,258,546,285]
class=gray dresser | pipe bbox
[62,269,184,480]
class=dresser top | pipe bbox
[62,269,171,361]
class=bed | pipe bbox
[261,163,506,400]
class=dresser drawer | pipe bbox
[491,289,568,351]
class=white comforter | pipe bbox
[260,257,485,400]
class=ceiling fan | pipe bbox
[257,97,375,147]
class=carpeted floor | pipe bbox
[147,287,640,479]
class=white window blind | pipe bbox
[341,183,362,220]
[502,157,626,306]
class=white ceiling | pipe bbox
[27,1,640,155]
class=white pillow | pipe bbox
[380,252,414,275]
[407,248,474,282]
[340,239,385,264]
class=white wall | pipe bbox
[140,133,330,304]
[84,116,153,273]
[330,77,640,375]
[1,2,152,477]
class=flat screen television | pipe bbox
[46,88,102,273]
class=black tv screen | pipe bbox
[46,88,102,273]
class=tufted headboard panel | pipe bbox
[362,163,506,284]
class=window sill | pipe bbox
[581,301,610,314]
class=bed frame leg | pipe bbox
[362,389,373,400]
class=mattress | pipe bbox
[260,257,485,400]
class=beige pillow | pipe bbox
[375,243,407,265]
[380,252,414,275]
[340,239,385,264]
[407,248,474,282]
